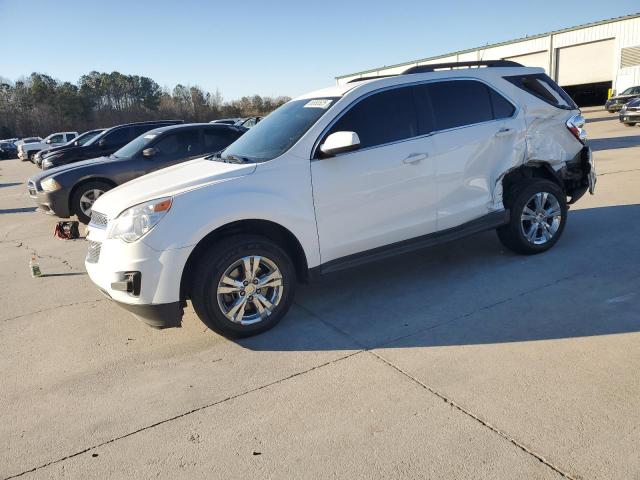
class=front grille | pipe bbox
[86,240,101,263]
[89,211,108,228]
[27,180,37,197]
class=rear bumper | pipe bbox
[563,146,595,204]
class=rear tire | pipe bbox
[624,122,636,127]
[71,180,112,224]
[191,235,296,338]
[497,179,567,255]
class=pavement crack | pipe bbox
[597,167,640,177]
[12,240,77,270]
[2,350,363,480]
[2,299,107,323]
[369,350,577,480]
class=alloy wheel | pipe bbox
[520,191,562,245]
[216,255,283,325]
[79,189,104,217]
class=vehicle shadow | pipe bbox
[0,207,37,214]
[588,135,640,151]
[238,204,640,352]
[585,116,617,123]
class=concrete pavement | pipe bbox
[1,110,639,479]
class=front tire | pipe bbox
[191,235,296,338]
[624,122,636,127]
[497,179,567,255]
[71,180,112,224]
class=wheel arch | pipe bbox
[500,163,564,208]
[180,219,310,302]
[68,177,118,215]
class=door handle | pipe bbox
[494,128,513,137]
[403,153,428,165]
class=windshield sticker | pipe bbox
[304,99,333,109]
[143,134,157,139]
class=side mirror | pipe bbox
[98,138,107,148]
[142,147,157,158]
[45,139,52,144]
[319,131,361,157]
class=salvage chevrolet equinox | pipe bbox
[85,61,596,338]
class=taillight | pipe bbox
[566,114,587,144]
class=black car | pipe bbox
[28,123,246,223]
[40,120,183,170]
[35,128,106,167]
[0,141,18,159]
[619,97,640,126]
[605,86,640,113]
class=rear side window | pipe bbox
[489,89,516,118]
[328,86,417,149]
[427,80,493,130]
[504,74,576,110]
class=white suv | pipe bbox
[86,61,595,337]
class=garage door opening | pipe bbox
[562,81,612,107]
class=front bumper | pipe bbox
[85,226,191,329]
[18,150,28,160]
[619,111,640,123]
[28,181,72,218]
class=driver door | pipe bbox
[311,85,438,264]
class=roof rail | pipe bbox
[402,60,523,74]
[346,60,525,83]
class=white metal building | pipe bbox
[337,13,640,106]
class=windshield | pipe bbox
[221,97,338,162]
[621,87,638,95]
[112,132,158,158]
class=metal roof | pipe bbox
[336,12,640,80]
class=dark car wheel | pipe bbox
[624,122,637,127]
[191,235,296,338]
[497,179,567,255]
[71,180,113,224]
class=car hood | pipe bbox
[92,157,257,219]
[41,143,78,156]
[29,156,117,184]
[610,94,638,101]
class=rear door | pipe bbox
[311,85,438,263]
[425,79,522,230]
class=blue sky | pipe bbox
[1,0,638,100]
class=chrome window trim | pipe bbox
[311,77,520,161]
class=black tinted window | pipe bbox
[504,74,576,109]
[428,80,493,130]
[153,129,200,159]
[203,128,238,152]
[489,89,515,118]
[104,127,131,146]
[329,87,417,149]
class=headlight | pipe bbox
[41,159,53,169]
[40,177,62,192]
[107,197,173,243]
[621,104,627,112]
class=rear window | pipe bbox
[504,73,576,110]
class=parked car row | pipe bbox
[619,97,640,126]
[34,129,106,167]
[18,132,78,162]
[25,61,596,340]
[210,116,262,128]
[28,122,246,222]
[606,86,640,113]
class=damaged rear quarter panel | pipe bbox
[491,101,582,209]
